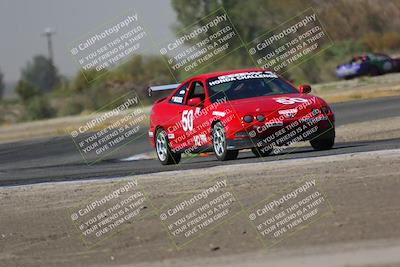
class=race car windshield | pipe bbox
[207,72,298,103]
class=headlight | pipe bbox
[243,115,253,123]
[256,114,265,122]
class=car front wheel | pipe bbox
[155,128,181,165]
[212,122,238,161]
[310,136,335,150]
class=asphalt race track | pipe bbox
[1,96,399,186]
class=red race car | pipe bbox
[148,69,335,165]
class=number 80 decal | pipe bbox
[274,97,309,105]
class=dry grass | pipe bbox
[318,87,400,103]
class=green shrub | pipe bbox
[59,98,84,116]
[15,80,41,102]
[24,96,55,121]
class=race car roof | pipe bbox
[188,68,268,80]
[148,68,275,96]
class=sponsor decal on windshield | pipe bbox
[208,71,278,86]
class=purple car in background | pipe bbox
[336,53,400,79]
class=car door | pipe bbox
[164,81,191,152]
[181,80,210,150]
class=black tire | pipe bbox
[155,128,181,165]
[212,122,238,161]
[310,136,335,150]
[251,147,272,157]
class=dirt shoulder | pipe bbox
[336,116,400,142]
[1,148,399,267]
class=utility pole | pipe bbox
[41,27,55,64]
[41,27,57,91]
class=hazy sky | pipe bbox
[0,0,177,82]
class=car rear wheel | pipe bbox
[212,122,238,161]
[155,129,181,165]
[310,136,335,150]
[251,147,272,157]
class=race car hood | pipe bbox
[215,93,323,116]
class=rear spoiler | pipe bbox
[148,83,180,96]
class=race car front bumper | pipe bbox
[226,120,335,150]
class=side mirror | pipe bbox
[187,97,202,107]
[299,84,311,94]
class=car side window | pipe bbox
[169,82,189,105]
[185,81,205,104]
